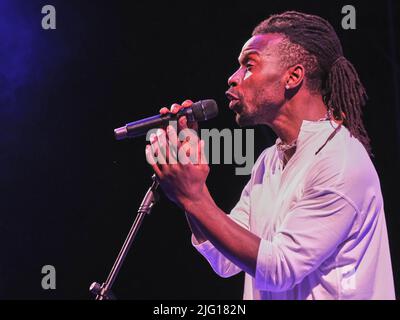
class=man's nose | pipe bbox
[227,69,241,87]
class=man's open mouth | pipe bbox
[225,91,240,110]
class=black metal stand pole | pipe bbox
[89,174,159,300]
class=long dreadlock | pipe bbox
[253,11,371,155]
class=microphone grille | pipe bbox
[192,99,219,121]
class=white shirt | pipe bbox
[192,120,395,300]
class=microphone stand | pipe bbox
[89,174,160,300]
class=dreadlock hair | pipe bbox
[253,11,371,155]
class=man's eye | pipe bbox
[245,64,254,71]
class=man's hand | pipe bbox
[145,100,260,277]
[159,99,199,133]
[145,100,210,210]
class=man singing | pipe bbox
[145,11,395,299]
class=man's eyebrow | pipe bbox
[238,50,260,64]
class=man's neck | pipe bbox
[270,94,328,145]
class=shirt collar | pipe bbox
[275,119,339,153]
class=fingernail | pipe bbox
[179,116,187,126]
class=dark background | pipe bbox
[0,0,399,299]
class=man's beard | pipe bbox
[234,95,280,127]
[234,103,257,127]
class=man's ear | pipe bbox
[285,64,305,89]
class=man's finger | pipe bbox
[198,139,208,165]
[145,144,163,178]
[181,100,193,108]
[170,103,182,114]
[177,130,201,164]
[150,131,168,168]
[159,107,170,115]
[156,129,169,165]
[178,116,189,130]
[181,99,198,132]
[167,124,179,163]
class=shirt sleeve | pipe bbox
[191,179,252,278]
[255,185,359,292]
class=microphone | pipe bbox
[114,99,218,140]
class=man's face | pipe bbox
[226,34,287,127]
